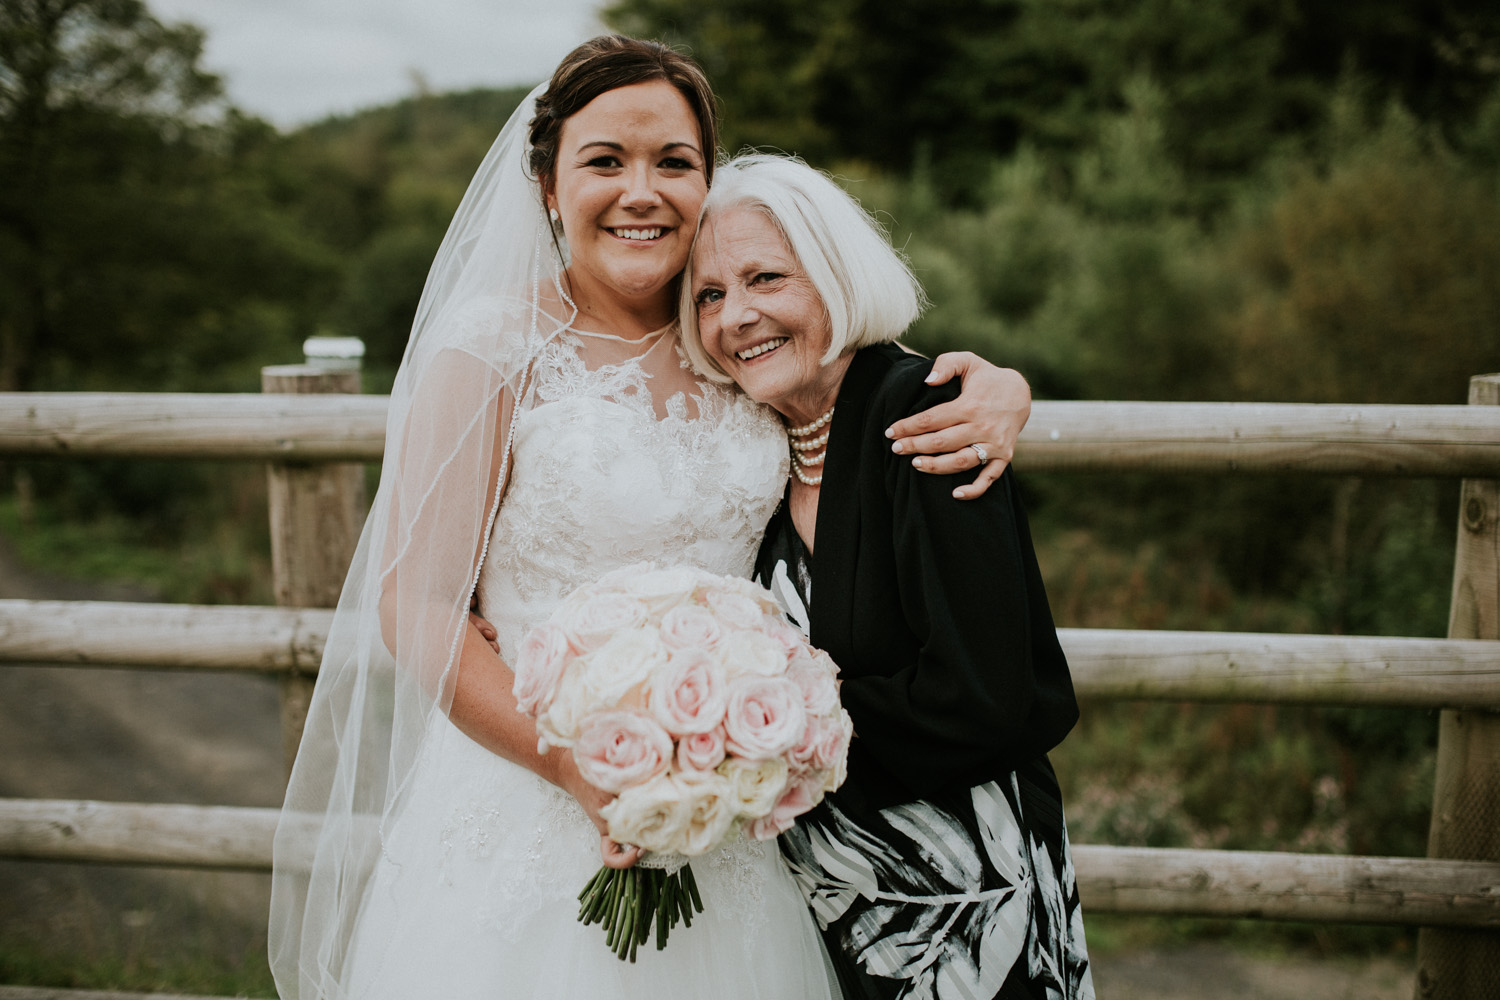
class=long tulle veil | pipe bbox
[268,84,573,1000]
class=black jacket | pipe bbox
[756,343,1079,810]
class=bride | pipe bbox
[269,35,1030,1000]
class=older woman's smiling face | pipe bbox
[691,207,850,424]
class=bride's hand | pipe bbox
[885,351,1031,500]
[556,753,643,869]
[598,836,644,870]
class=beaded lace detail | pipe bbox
[478,330,787,620]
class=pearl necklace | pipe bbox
[786,406,834,487]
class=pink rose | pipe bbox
[745,773,822,841]
[809,713,851,772]
[560,592,650,653]
[676,727,727,772]
[785,719,820,772]
[658,605,726,651]
[822,709,854,792]
[723,676,806,760]
[512,623,573,717]
[764,618,811,659]
[572,709,673,794]
[647,649,728,736]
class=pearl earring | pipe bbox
[549,207,560,223]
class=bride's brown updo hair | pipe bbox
[527,35,720,194]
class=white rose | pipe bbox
[559,592,650,653]
[674,770,739,856]
[718,756,790,818]
[625,565,707,615]
[704,589,765,630]
[582,628,669,704]
[536,661,599,749]
[714,575,781,613]
[601,772,689,853]
[787,657,840,717]
[591,562,653,591]
[717,629,788,680]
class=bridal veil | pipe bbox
[268,85,573,999]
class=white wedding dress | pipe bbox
[337,326,836,999]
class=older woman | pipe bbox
[681,154,1095,1000]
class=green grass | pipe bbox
[0,475,274,606]
[0,938,277,997]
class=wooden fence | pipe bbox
[1,361,1498,1000]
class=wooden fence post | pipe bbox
[1415,373,1500,1000]
[262,337,368,778]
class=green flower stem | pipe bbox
[575,862,707,962]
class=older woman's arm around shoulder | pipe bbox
[840,377,1077,801]
[887,350,1032,500]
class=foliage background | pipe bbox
[3,0,1499,992]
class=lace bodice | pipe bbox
[476,325,789,665]
[430,326,792,946]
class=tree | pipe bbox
[0,0,329,393]
[606,0,1500,202]
[1,1,220,389]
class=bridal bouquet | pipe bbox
[512,563,851,961]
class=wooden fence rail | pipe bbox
[3,598,1498,710]
[4,394,1500,475]
[5,798,1498,931]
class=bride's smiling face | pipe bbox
[546,80,709,321]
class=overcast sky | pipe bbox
[149,0,609,127]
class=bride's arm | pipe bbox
[377,350,639,868]
[885,350,1031,500]
[445,623,643,869]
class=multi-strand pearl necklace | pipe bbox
[787,406,834,487]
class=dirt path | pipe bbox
[0,537,1418,996]
[0,536,282,974]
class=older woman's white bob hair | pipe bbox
[679,153,926,383]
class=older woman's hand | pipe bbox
[885,351,1031,500]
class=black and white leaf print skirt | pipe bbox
[780,758,1094,1000]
